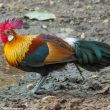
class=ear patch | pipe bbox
[8,35,14,41]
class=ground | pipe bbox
[0,0,110,110]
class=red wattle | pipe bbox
[0,34,8,43]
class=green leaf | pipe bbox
[25,9,56,21]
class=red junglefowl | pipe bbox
[0,18,110,95]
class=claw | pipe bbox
[21,76,48,97]
[74,63,85,80]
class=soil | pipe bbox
[0,0,110,110]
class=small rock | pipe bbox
[77,33,85,39]
[26,83,34,90]
[41,25,47,29]
[108,105,110,109]
[103,19,109,23]
[80,33,85,39]
[86,5,92,10]
[0,3,3,8]
[89,81,102,91]
[91,75,99,79]
[23,6,28,10]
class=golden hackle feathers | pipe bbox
[4,33,36,66]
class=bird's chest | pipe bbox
[4,40,31,66]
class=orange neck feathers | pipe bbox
[4,31,36,66]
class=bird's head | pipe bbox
[0,18,23,44]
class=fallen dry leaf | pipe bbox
[41,96,57,103]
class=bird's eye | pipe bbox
[5,30,11,35]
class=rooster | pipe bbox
[0,18,110,95]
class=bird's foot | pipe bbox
[20,76,48,97]
[27,89,46,95]
[34,89,47,95]
[81,75,85,81]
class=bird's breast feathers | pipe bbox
[4,35,37,66]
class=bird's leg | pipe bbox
[29,75,48,94]
[74,63,85,80]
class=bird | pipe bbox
[0,18,110,95]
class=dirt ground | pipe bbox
[0,0,110,110]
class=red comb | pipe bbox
[0,18,23,32]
